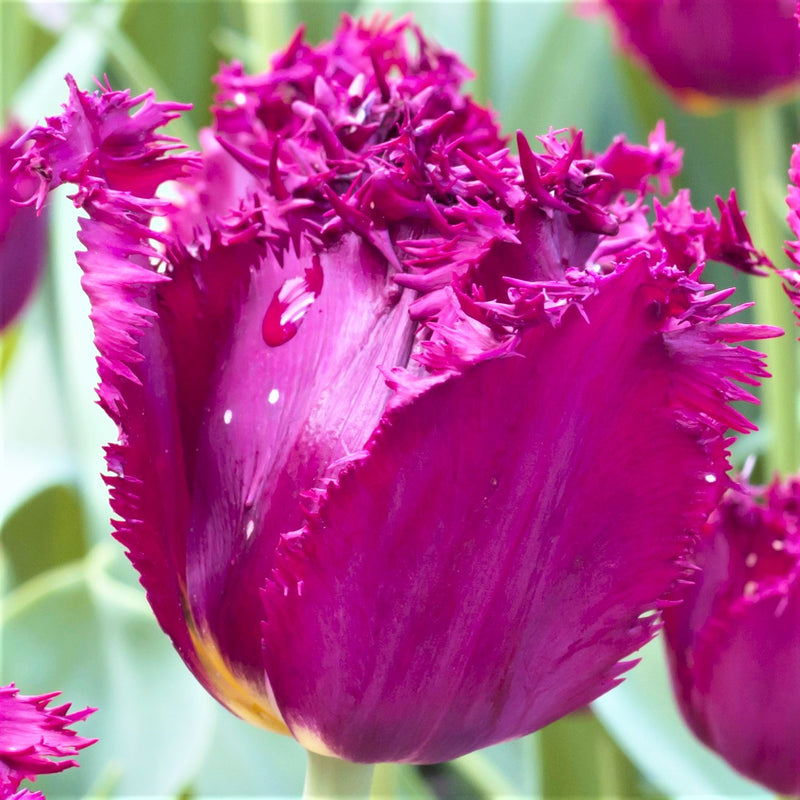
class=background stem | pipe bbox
[302,750,375,800]
[735,103,799,477]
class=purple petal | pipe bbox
[184,232,417,705]
[261,253,769,764]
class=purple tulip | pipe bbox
[662,479,800,794]
[0,684,95,798]
[1,122,46,331]
[17,17,778,764]
[601,0,800,103]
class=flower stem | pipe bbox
[735,103,799,476]
[473,0,492,106]
[302,750,375,800]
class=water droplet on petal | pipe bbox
[704,474,717,484]
[772,539,786,551]
[268,388,280,405]
[745,552,758,568]
[223,409,233,425]
[262,255,324,346]
[245,520,255,539]
[743,580,758,598]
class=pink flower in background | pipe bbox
[17,17,777,764]
[601,0,800,103]
[0,684,95,799]
[662,479,800,794]
[1,122,46,330]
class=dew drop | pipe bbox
[245,520,255,539]
[743,580,758,598]
[268,388,280,405]
[772,539,786,551]
[234,91,247,106]
[704,474,717,484]
[745,552,758,568]
[223,409,233,425]
[262,255,324,346]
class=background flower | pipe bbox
[662,479,800,794]
[0,684,95,798]
[0,121,46,332]
[600,0,800,104]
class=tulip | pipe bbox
[662,479,800,795]
[17,16,778,766]
[601,0,800,104]
[0,684,95,798]
[1,121,46,331]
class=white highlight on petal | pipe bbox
[773,539,786,551]
[743,580,758,598]
[745,552,758,568]
[268,389,280,405]
[234,91,247,106]
[224,409,233,425]
[246,520,255,539]
[704,474,717,484]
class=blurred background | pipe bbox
[1,1,797,797]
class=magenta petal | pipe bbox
[185,232,416,698]
[13,78,212,700]
[261,255,753,764]
[0,684,95,796]
[663,480,800,795]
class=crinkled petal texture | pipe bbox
[1,122,46,330]
[663,480,800,795]
[0,684,95,797]
[603,0,800,103]
[17,16,777,763]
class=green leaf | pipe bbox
[10,2,122,124]
[1,483,87,587]
[450,735,540,799]
[1,545,217,798]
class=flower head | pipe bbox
[0,684,96,798]
[601,0,800,104]
[662,478,800,794]
[1,121,46,330]
[17,16,777,764]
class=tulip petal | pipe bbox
[13,77,213,698]
[261,254,763,764]
[183,232,418,701]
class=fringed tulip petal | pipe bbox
[14,78,215,699]
[184,232,417,705]
[663,480,800,795]
[259,248,772,764]
[0,685,95,797]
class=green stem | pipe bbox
[735,103,800,476]
[302,751,375,800]
[540,710,638,799]
[473,0,491,106]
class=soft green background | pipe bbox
[1,1,797,797]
